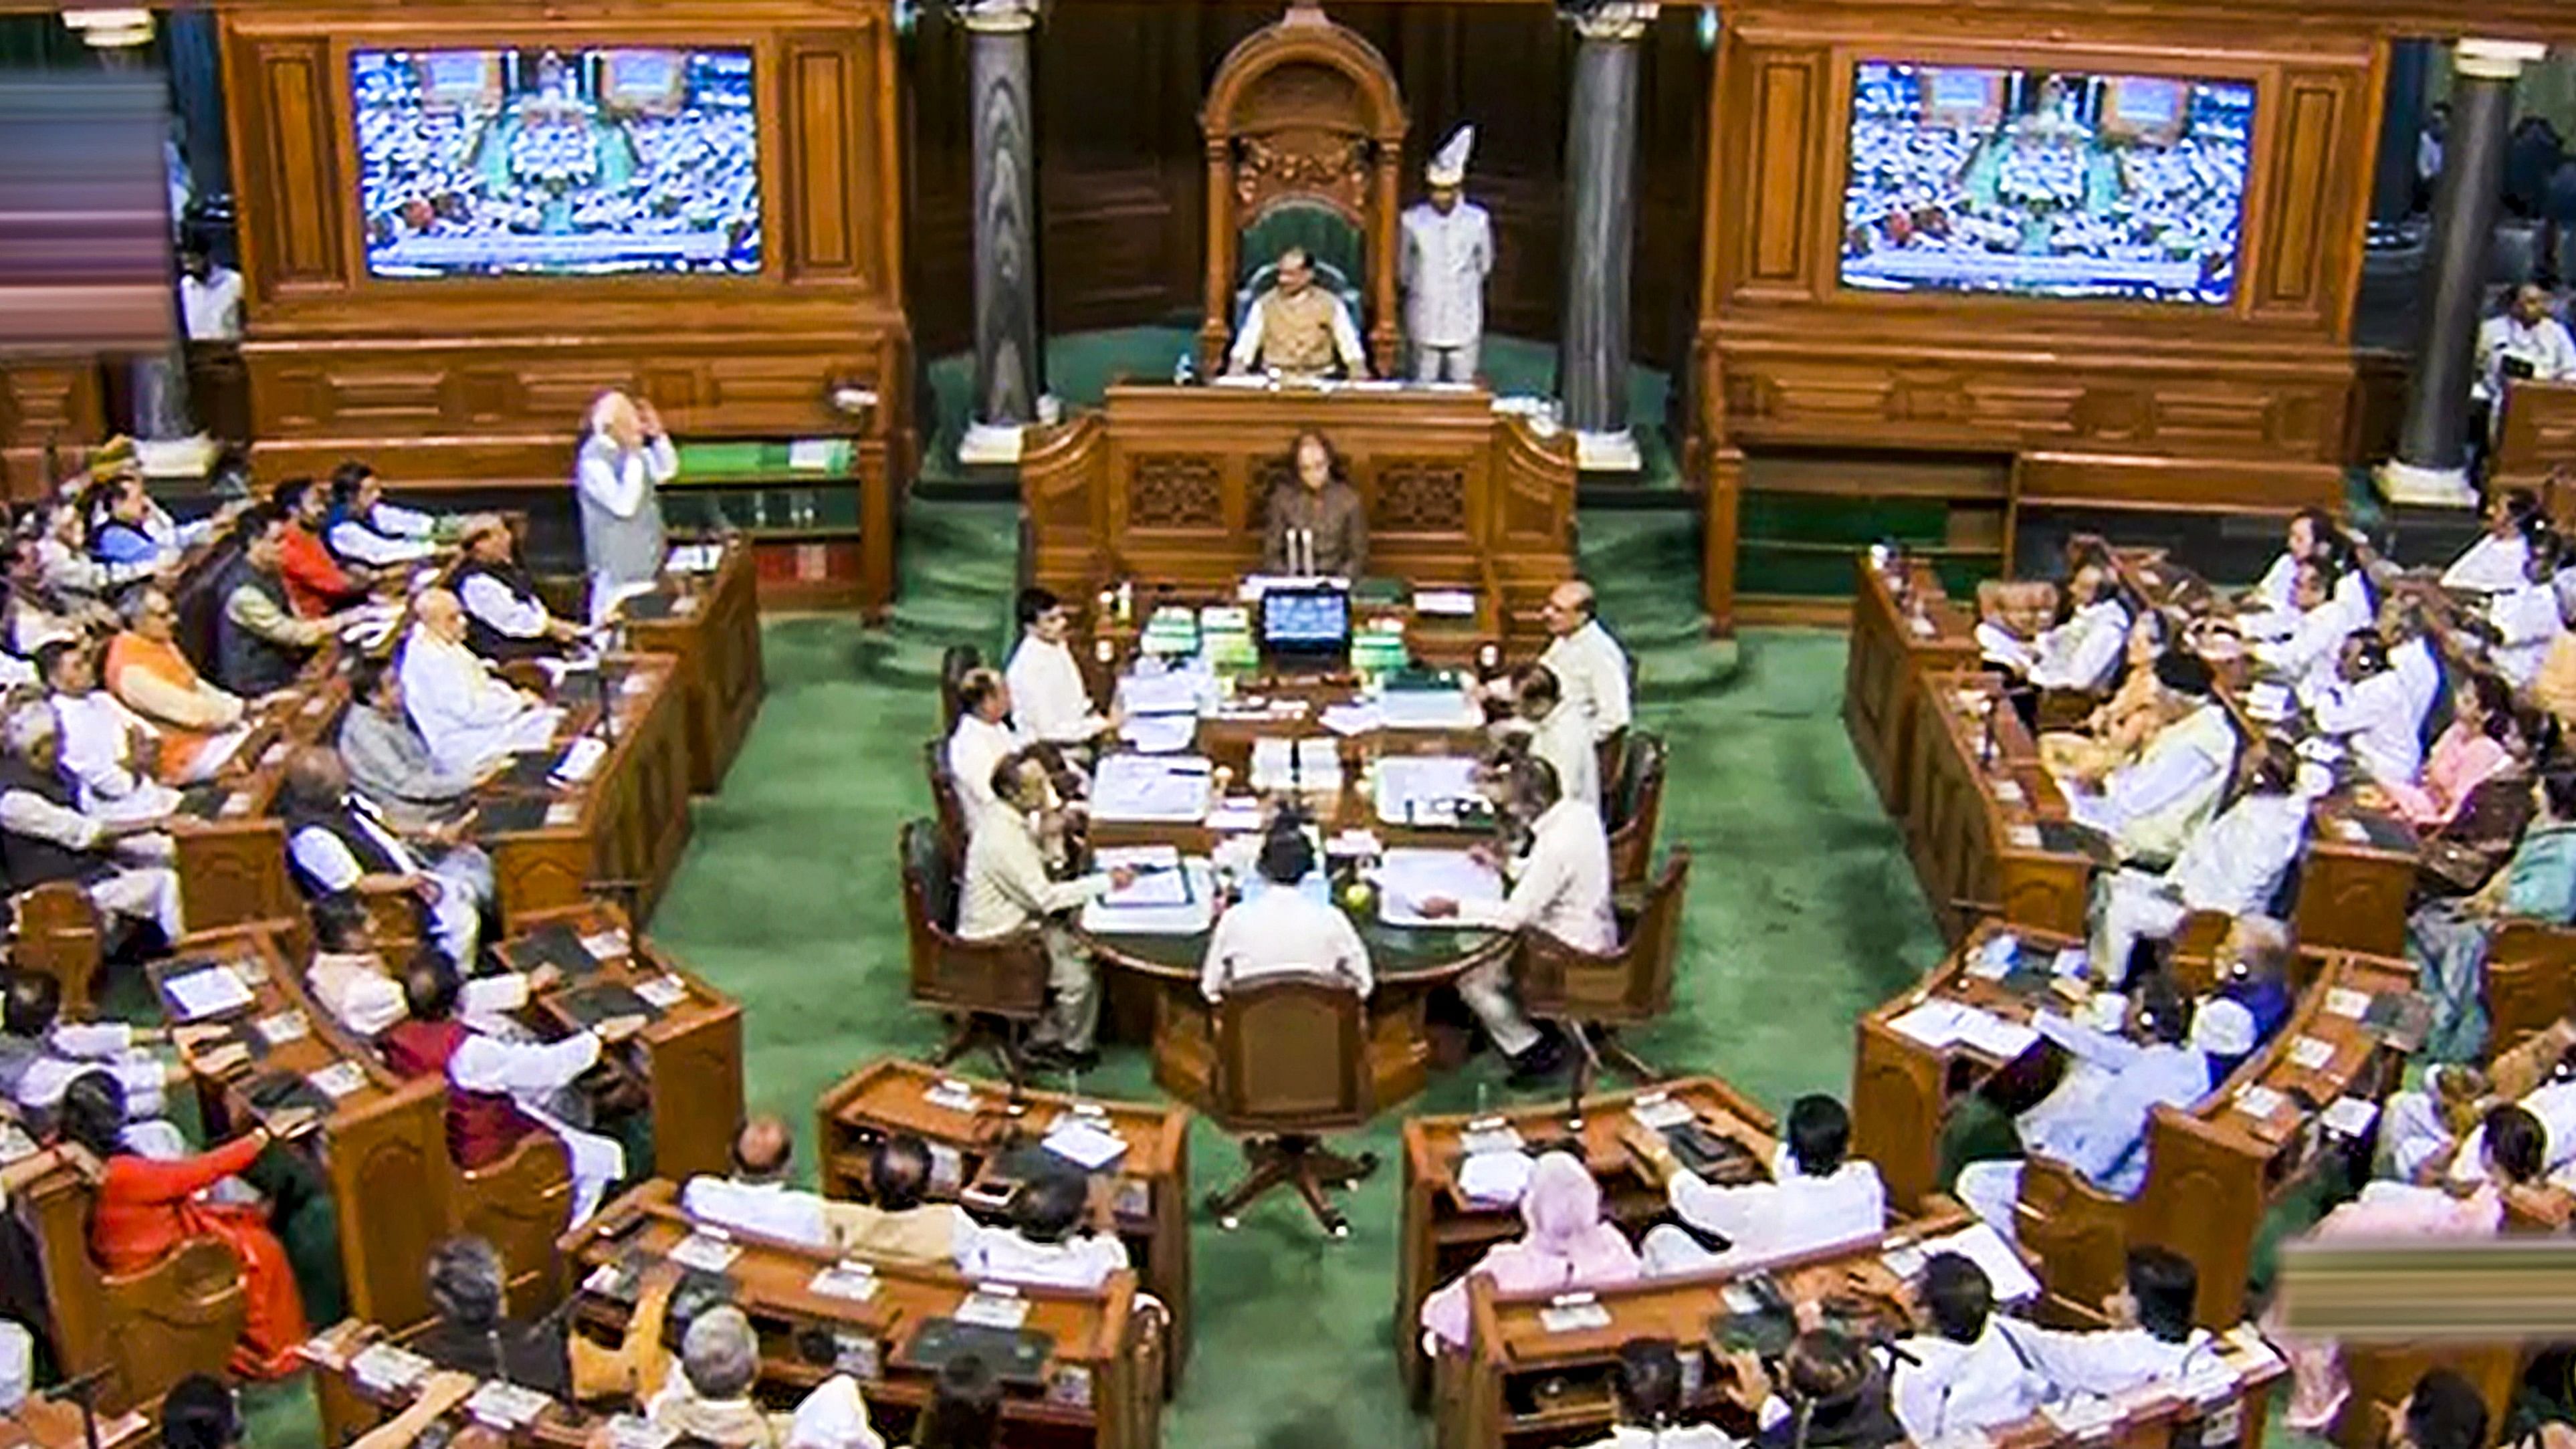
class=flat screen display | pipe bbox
[1261,588,1352,651]
[1839,62,2254,304]
[351,46,761,278]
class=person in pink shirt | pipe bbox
[2383,671,2516,828]
[1421,1151,1642,1351]
[2262,1103,2546,1433]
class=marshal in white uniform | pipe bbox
[1400,125,1494,384]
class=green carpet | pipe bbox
[919,327,1683,489]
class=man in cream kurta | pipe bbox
[1536,581,1633,744]
[957,755,1129,1066]
[398,590,562,776]
[1228,247,1368,378]
[1401,126,1493,384]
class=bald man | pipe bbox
[397,588,563,775]
[1530,581,1631,744]
[681,1115,831,1247]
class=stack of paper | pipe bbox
[1089,756,1212,823]
[1095,845,1191,908]
[1379,687,1479,730]
[1121,713,1198,754]
[1376,848,1503,926]
[163,964,255,1022]
[1079,859,1218,935]
[1117,670,1203,717]
[1909,1220,2042,1303]
[1249,738,1340,794]
[1414,590,1476,617]
[1319,701,1383,736]
[1884,998,2039,1058]
[553,736,609,785]
[1205,796,1266,834]
[1373,755,1483,826]
[1041,1118,1130,1171]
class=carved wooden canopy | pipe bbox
[1196,2,1408,376]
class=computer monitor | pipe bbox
[1258,585,1352,669]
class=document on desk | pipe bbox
[1095,845,1190,907]
[1377,848,1503,925]
[1080,860,1217,935]
[1379,687,1480,730]
[1374,755,1483,825]
[553,735,609,785]
[1925,1222,2040,1304]
[1121,712,1198,754]
[1089,755,1212,823]
[1885,1000,2038,1059]
[1117,670,1203,717]
[1041,1118,1130,1172]
[1319,701,1383,736]
[163,964,255,1022]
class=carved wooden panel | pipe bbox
[1126,454,1225,529]
[243,38,346,292]
[1747,53,1822,286]
[1374,459,1470,534]
[1235,127,1372,223]
[784,39,859,278]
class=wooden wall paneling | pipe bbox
[1037,3,1220,336]
[903,8,973,360]
[783,32,861,281]
[227,33,347,298]
[2248,64,2378,336]
[1634,17,1711,374]
[1740,46,1826,298]
[0,363,104,503]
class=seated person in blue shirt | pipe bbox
[2411,760,2576,1062]
[1955,974,2210,1242]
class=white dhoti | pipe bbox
[1458,958,1541,1057]
[520,1097,625,1226]
[1412,341,1480,384]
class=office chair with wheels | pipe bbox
[1202,972,1377,1237]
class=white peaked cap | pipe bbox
[0,1319,29,1414]
[787,1375,884,1449]
[1427,124,1476,187]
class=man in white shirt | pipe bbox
[574,391,678,625]
[0,973,177,1143]
[0,704,183,941]
[1200,824,1372,1001]
[1499,663,1599,812]
[1420,754,1614,1084]
[1632,1095,1887,1277]
[280,746,494,970]
[177,243,243,343]
[455,515,584,662]
[2062,652,2235,869]
[326,461,440,568]
[2304,630,2424,790]
[2089,739,2307,979]
[956,753,1132,1071]
[2252,558,2366,693]
[1887,1255,2047,1444]
[38,640,179,828]
[681,1115,830,1248]
[1956,976,2210,1241]
[2476,283,2576,401]
[397,589,563,776]
[946,668,1019,830]
[1573,1339,1743,1449]
[2022,563,2131,693]
[954,1169,1130,1290]
[1533,580,1633,745]
[1004,588,1116,751]
[2442,489,2540,594]
[2009,1246,2214,1399]
[2489,534,2566,689]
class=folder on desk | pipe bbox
[242,1069,334,1121]
[505,922,602,980]
[557,982,661,1028]
[494,752,559,791]
[899,1321,1053,1388]
[619,591,681,623]
[475,796,555,837]
[173,783,231,820]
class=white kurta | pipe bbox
[2091,791,2306,975]
[1200,887,1373,1000]
[459,574,558,647]
[2304,668,2424,789]
[0,786,181,937]
[681,1176,832,1248]
[2477,314,2576,397]
[51,691,178,824]
[449,1028,625,1224]
[1454,798,1616,950]
[954,1224,1129,1290]
[1539,620,1633,744]
[1519,700,1600,812]
[946,713,1019,829]
[2252,595,2367,695]
[327,504,438,566]
[2444,532,2532,594]
[398,632,562,776]
[288,794,494,966]
[2490,580,2565,688]
[2027,600,2130,691]
[1400,199,1493,348]
[1640,1153,1887,1277]
[1890,1323,2048,1445]
[1004,635,1106,746]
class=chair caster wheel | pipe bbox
[1218,1214,1241,1231]
[1327,1217,1351,1239]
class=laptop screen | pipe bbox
[1260,587,1352,653]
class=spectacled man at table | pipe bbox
[1202,820,1372,1002]
[958,753,1134,1072]
[1005,588,1117,752]
[1420,756,1612,1085]
[1228,245,1368,380]
[1262,430,1368,578]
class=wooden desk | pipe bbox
[813,1058,1193,1388]
[1394,1077,1780,1401]
[1901,670,2092,943]
[304,1319,596,1449]
[1070,674,1516,1112]
[479,655,693,931]
[505,902,744,1186]
[1020,384,1578,649]
[562,1182,1167,1449]
[1851,921,2413,1327]
[2493,376,2576,498]
[1845,556,1978,822]
[1451,1210,2285,1449]
[612,541,765,796]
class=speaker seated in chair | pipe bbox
[898,818,1049,1085]
[1228,214,1369,379]
[1202,972,1378,1238]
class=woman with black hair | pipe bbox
[62,1071,315,1379]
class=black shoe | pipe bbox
[1023,1042,1100,1073]
[1505,1034,1566,1087]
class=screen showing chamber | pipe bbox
[351,46,761,278]
[1261,589,1352,651]
[1838,62,2254,304]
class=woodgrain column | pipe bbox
[2378,38,2545,508]
[1560,2,1654,473]
[954,0,1047,465]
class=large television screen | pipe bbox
[352,46,761,279]
[1839,62,2255,304]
